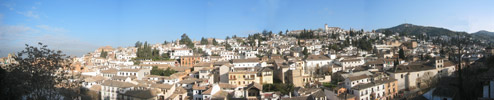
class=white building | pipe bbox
[305,55,332,68]
[231,58,260,70]
[141,60,176,65]
[100,80,135,100]
[170,48,193,59]
[117,68,151,80]
[388,57,456,90]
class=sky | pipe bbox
[1,0,493,57]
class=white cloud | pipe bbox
[0,25,96,57]
[32,34,98,57]
[2,3,15,11]
[36,25,68,33]
[17,11,39,19]
[466,16,494,33]
[0,24,37,57]
[0,25,36,40]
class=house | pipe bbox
[328,64,343,73]
[117,68,151,80]
[171,48,193,59]
[384,78,398,100]
[141,60,177,66]
[150,83,176,99]
[287,69,313,87]
[244,83,263,99]
[325,87,356,100]
[365,58,395,70]
[100,80,136,100]
[168,87,188,100]
[341,71,373,89]
[180,56,202,67]
[83,75,107,88]
[258,67,274,84]
[305,55,332,68]
[101,68,118,78]
[228,71,257,86]
[192,85,209,100]
[202,83,236,100]
[282,88,326,100]
[337,58,364,70]
[218,63,232,83]
[119,89,162,100]
[350,79,396,100]
[388,57,456,91]
[231,58,260,69]
[344,75,371,89]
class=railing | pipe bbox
[245,78,255,80]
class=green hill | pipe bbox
[376,23,469,37]
[472,30,494,42]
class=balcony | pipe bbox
[245,78,255,80]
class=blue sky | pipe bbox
[1,0,493,57]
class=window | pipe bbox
[401,74,403,78]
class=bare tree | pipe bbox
[417,71,438,88]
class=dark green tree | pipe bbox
[180,33,194,48]
[100,49,108,58]
[302,47,309,56]
[383,29,393,37]
[163,67,176,76]
[163,40,168,45]
[399,48,405,59]
[200,37,208,45]
[212,39,219,46]
[440,48,445,56]
[286,29,289,35]
[135,41,142,47]
[225,41,233,51]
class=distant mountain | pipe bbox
[472,30,494,42]
[376,23,469,37]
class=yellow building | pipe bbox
[258,67,274,84]
[229,71,257,86]
[384,79,398,100]
[288,69,313,87]
[228,67,274,86]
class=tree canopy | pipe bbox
[100,49,108,58]
[399,48,405,59]
[0,43,78,99]
[262,83,294,95]
[200,37,208,45]
[151,66,176,76]
[136,41,170,60]
[212,38,219,46]
[180,33,194,48]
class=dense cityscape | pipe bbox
[2,1,494,100]
[2,23,494,100]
